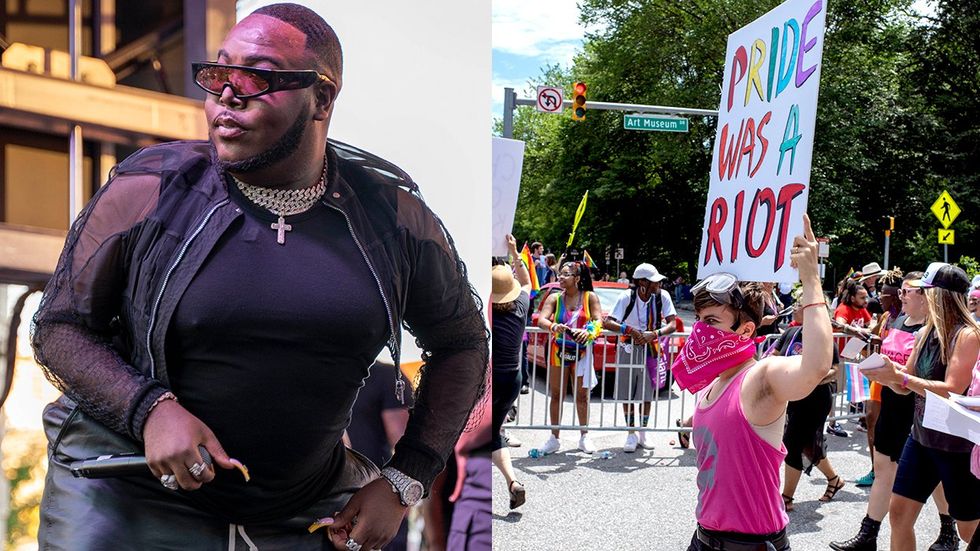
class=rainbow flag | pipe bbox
[520,243,541,296]
[582,250,595,269]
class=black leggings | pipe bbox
[491,369,521,451]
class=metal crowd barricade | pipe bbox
[512,328,873,435]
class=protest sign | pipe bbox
[492,137,526,256]
[698,0,826,282]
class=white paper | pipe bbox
[840,337,867,360]
[857,353,885,371]
[923,390,980,445]
[491,137,526,257]
[949,392,980,408]
[697,0,827,283]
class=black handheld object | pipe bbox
[69,446,212,479]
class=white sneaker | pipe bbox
[623,433,638,453]
[637,431,655,450]
[541,436,561,455]
[502,430,522,448]
[578,434,596,454]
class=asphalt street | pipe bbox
[492,302,949,550]
[493,413,946,550]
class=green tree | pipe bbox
[506,0,978,280]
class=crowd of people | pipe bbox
[493,224,980,550]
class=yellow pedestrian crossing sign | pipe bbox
[930,190,960,229]
[938,229,955,245]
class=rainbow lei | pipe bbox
[584,320,603,343]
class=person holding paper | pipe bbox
[676,214,831,551]
[832,271,958,551]
[863,262,980,550]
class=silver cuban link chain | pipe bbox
[233,155,328,244]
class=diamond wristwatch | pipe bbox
[380,467,424,507]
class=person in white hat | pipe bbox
[603,263,676,452]
[860,262,888,317]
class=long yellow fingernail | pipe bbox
[230,458,250,482]
[307,518,334,533]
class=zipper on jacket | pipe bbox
[146,199,229,379]
[322,201,404,402]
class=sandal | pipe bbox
[676,419,690,449]
[509,480,526,509]
[819,475,845,502]
[782,494,795,512]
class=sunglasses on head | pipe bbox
[692,272,746,311]
[192,62,332,100]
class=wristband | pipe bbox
[800,301,826,312]
[621,324,630,335]
[901,373,909,389]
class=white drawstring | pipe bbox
[228,524,259,551]
[238,524,259,551]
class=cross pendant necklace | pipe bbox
[271,215,292,245]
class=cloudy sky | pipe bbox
[492,0,589,123]
[491,0,936,125]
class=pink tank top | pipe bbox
[693,368,788,534]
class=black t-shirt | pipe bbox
[347,362,414,468]
[774,325,840,366]
[166,183,389,520]
[492,291,530,373]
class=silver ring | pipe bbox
[159,474,178,490]
[345,538,363,551]
[188,462,207,478]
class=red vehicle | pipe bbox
[526,282,687,374]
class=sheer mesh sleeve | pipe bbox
[31,171,169,441]
[387,191,490,492]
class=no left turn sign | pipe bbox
[536,86,564,113]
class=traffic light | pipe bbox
[571,82,587,121]
[882,215,895,232]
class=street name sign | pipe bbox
[623,114,689,133]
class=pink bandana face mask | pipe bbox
[670,321,758,393]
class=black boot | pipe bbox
[929,514,960,551]
[829,515,880,551]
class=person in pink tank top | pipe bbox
[672,215,833,551]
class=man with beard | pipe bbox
[31,4,487,550]
[604,263,676,452]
